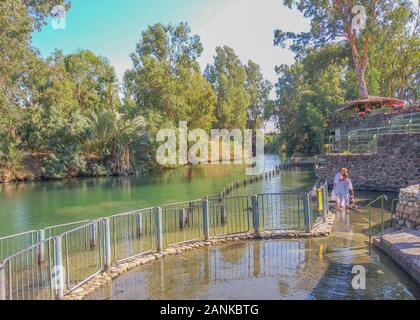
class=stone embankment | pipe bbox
[373,229,420,286]
[394,185,420,230]
[373,185,420,286]
[316,133,420,192]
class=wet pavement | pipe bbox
[87,202,420,300]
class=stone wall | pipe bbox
[395,185,420,230]
[316,133,420,191]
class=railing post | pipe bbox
[203,198,210,241]
[303,193,311,232]
[323,184,328,221]
[0,263,5,300]
[155,207,163,253]
[317,188,323,213]
[54,236,64,300]
[103,218,111,270]
[90,223,97,249]
[136,212,143,238]
[38,229,45,265]
[251,195,260,235]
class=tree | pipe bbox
[245,61,273,130]
[274,45,346,154]
[368,4,420,101]
[64,50,120,110]
[0,0,68,108]
[205,46,250,130]
[274,0,416,99]
[124,22,216,131]
[86,109,146,174]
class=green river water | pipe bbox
[1,154,419,299]
[0,155,305,237]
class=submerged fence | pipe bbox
[0,182,329,300]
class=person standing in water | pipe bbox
[335,172,354,210]
[332,168,348,208]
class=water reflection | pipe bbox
[88,199,420,300]
[88,237,419,300]
[1,155,311,236]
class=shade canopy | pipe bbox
[335,96,405,113]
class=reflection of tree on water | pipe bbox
[143,250,211,299]
[217,241,250,265]
[88,236,419,300]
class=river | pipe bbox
[1,154,419,299]
[0,155,312,237]
[86,178,420,300]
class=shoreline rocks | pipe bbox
[395,185,420,230]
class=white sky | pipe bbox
[190,0,310,91]
[108,0,310,97]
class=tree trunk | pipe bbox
[355,62,369,100]
[347,31,370,100]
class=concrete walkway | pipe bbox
[373,228,420,286]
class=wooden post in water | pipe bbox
[220,204,227,225]
[179,208,187,229]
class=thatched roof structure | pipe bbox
[335,96,405,113]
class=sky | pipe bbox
[31,0,311,90]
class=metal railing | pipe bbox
[0,230,40,263]
[208,195,253,236]
[367,195,389,242]
[0,237,57,300]
[258,192,304,231]
[328,118,420,154]
[0,221,93,262]
[109,208,155,263]
[61,220,104,293]
[45,220,92,238]
[0,182,331,300]
[161,200,203,248]
[328,133,379,154]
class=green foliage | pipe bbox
[275,45,346,155]
[124,22,216,132]
[245,61,273,130]
[43,153,67,179]
[4,0,416,182]
[275,0,419,99]
[204,46,250,130]
[91,164,108,177]
[264,134,281,154]
[274,1,420,155]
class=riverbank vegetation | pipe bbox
[1,1,418,182]
[271,0,419,155]
[0,1,272,183]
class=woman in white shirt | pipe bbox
[332,168,348,208]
